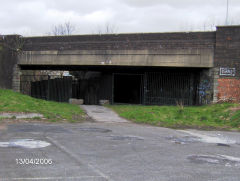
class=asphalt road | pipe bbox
[1,122,240,181]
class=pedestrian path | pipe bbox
[80,105,129,123]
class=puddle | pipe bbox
[0,113,43,119]
[108,135,144,141]
[75,127,112,133]
[188,154,240,167]
[166,136,200,144]
[217,143,230,147]
[179,130,236,145]
[167,134,232,146]
[0,139,51,148]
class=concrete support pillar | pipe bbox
[212,67,219,103]
[12,64,21,92]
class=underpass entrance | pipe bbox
[19,66,207,106]
[113,73,144,104]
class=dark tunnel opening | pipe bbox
[113,74,143,104]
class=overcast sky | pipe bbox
[0,0,240,36]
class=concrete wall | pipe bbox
[0,35,19,90]
[18,49,213,68]
[214,26,240,102]
[18,32,215,68]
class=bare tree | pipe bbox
[43,21,75,77]
[94,22,118,34]
[2,35,25,52]
[180,16,240,32]
[201,18,218,31]
[201,17,240,31]
[50,21,75,36]
[64,22,75,35]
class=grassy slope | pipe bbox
[108,103,240,130]
[0,89,85,122]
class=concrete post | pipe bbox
[212,67,219,103]
[12,64,21,92]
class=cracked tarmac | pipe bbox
[1,122,240,181]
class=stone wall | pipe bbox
[214,26,240,102]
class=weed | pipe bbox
[176,100,184,114]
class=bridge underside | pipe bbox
[20,65,212,106]
[18,47,214,105]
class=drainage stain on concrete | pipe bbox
[0,139,51,149]
[108,135,144,141]
[74,127,112,133]
[188,154,240,167]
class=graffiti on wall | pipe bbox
[199,79,212,104]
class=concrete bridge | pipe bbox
[0,25,240,105]
[18,31,214,68]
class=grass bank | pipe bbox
[0,89,85,122]
[107,103,240,130]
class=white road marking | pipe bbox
[0,139,51,148]
[46,136,111,181]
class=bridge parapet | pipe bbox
[19,48,214,68]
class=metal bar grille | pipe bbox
[20,75,72,102]
[145,72,195,105]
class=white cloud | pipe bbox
[0,0,239,36]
